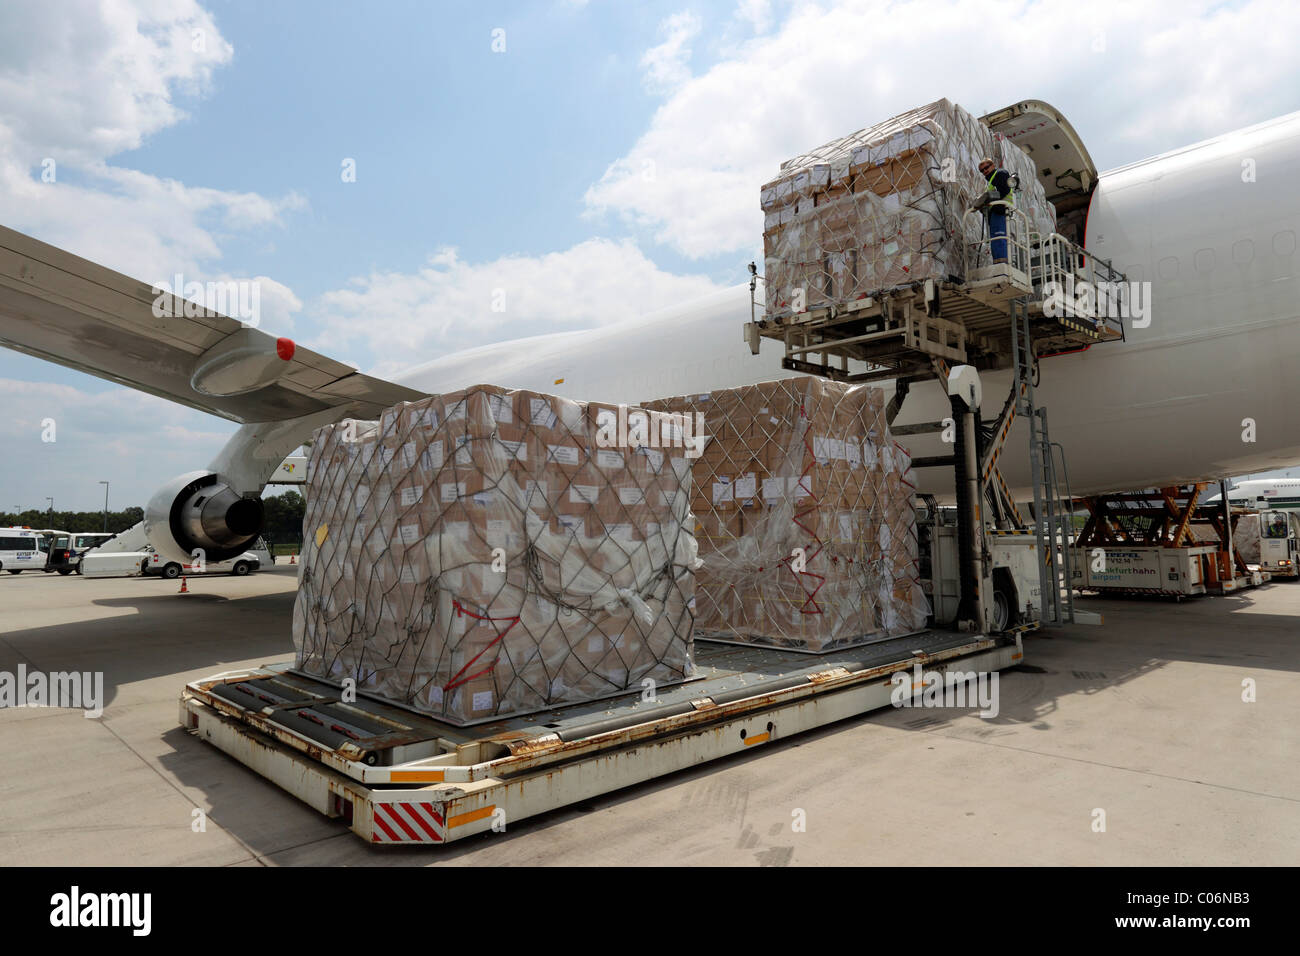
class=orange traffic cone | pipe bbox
[290,552,296,564]
[179,575,189,593]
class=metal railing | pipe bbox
[1031,232,1127,337]
[962,203,1036,278]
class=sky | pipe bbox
[2,0,1299,508]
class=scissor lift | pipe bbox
[1071,483,1266,596]
[746,209,1129,630]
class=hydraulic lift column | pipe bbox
[947,365,985,633]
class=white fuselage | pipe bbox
[390,111,1300,499]
[1208,478,1300,508]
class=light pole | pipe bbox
[45,497,53,523]
[99,481,109,532]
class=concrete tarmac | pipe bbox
[1,564,1296,865]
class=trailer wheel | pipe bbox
[57,569,72,576]
[161,563,182,580]
[991,568,1019,633]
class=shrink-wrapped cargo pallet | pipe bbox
[643,378,929,652]
[292,385,699,726]
[762,98,1057,319]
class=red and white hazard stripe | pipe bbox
[371,801,445,843]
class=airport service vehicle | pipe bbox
[44,531,116,574]
[181,630,1025,845]
[1233,510,1300,579]
[43,533,76,574]
[1069,486,1267,596]
[1070,544,1221,597]
[141,544,262,579]
[0,528,46,574]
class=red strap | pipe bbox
[443,598,521,692]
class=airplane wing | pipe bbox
[0,224,428,423]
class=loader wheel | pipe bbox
[991,569,1019,633]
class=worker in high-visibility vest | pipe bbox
[974,157,1015,264]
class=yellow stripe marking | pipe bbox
[448,805,496,828]
[743,732,770,746]
[389,770,445,784]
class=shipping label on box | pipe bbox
[547,444,581,467]
[570,484,600,505]
[529,397,558,429]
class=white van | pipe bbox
[141,538,269,578]
[0,528,46,574]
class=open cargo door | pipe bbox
[981,100,1099,245]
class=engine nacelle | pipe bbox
[145,471,265,564]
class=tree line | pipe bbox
[1,491,307,545]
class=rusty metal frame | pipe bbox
[180,634,1022,845]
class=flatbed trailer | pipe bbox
[180,630,1022,845]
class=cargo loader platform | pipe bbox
[180,630,1022,845]
[749,230,1127,387]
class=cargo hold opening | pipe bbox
[981,100,1099,248]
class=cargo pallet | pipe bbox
[180,631,1022,845]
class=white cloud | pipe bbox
[641,11,702,93]
[314,238,727,377]
[734,0,773,34]
[0,0,232,165]
[0,1,304,283]
[586,0,1300,259]
[0,377,236,508]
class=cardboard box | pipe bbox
[292,384,698,725]
[643,377,927,652]
[761,99,1058,319]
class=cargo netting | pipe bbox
[643,377,929,652]
[292,385,700,726]
[761,98,1057,319]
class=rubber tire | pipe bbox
[7,569,21,575]
[57,569,72,576]
[991,569,1020,633]
[231,561,250,577]
[992,587,1011,632]
[162,563,182,580]
[74,563,83,575]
